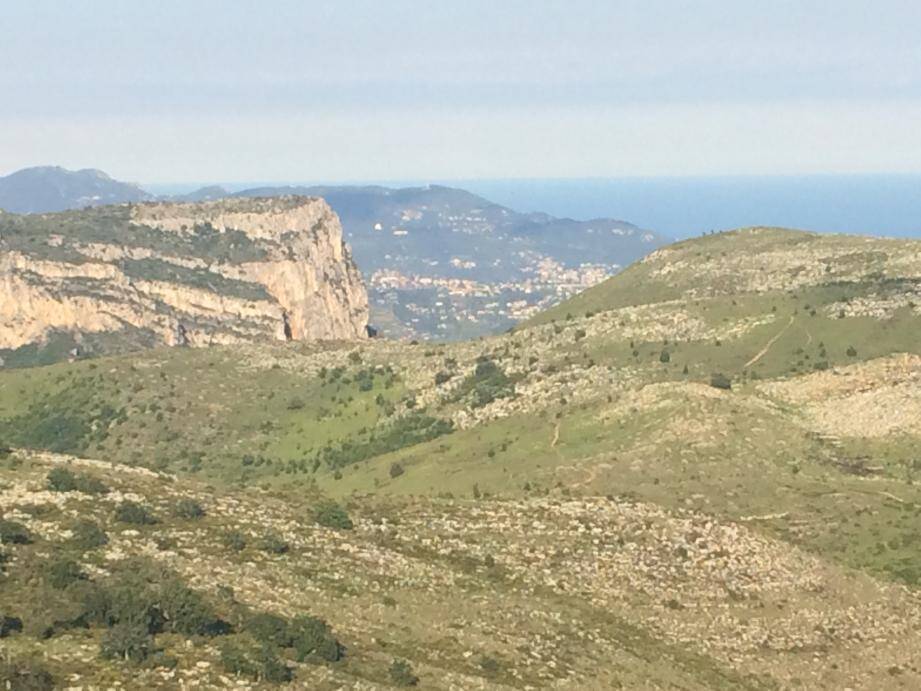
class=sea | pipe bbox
[147,174,921,242]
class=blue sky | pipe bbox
[2,0,921,182]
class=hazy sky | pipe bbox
[3,0,921,183]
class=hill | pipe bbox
[3,227,921,688]
[0,197,368,367]
[0,166,152,213]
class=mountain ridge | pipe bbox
[0,166,667,339]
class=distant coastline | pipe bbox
[146,173,921,241]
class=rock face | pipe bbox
[0,197,368,362]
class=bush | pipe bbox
[258,533,289,555]
[0,659,55,691]
[659,350,670,363]
[389,658,419,686]
[247,612,292,647]
[0,614,23,637]
[389,462,405,479]
[114,501,157,525]
[45,559,85,590]
[46,467,108,494]
[434,371,452,386]
[46,467,78,492]
[223,531,247,552]
[314,501,353,531]
[100,621,153,663]
[71,519,109,551]
[846,345,858,357]
[292,615,341,662]
[159,577,227,636]
[220,636,292,683]
[709,372,732,390]
[0,519,32,544]
[173,498,205,520]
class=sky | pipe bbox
[2,0,921,183]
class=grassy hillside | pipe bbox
[3,227,921,688]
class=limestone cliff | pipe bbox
[0,197,368,364]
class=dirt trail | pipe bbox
[745,315,795,368]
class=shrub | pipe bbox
[47,467,109,494]
[389,658,419,686]
[46,467,78,492]
[434,371,452,386]
[220,636,292,683]
[258,533,289,555]
[292,615,341,662]
[45,559,85,590]
[314,501,354,531]
[659,350,670,363]
[0,659,55,691]
[709,373,732,390]
[71,519,109,551]
[286,397,305,410]
[0,614,23,637]
[0,519,32,544]
[223,531,247,552]
[846,345,858,357]
[247,612,292,647]
[103,571,164,633]
[173,498,205,520]
[159,577,227,636]
[100,621,153,663]
[114,501,157,525]
[389,462,405,479]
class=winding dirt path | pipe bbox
[744,315,795,368]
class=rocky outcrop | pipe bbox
[0,197,368,360]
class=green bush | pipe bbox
[159,577,227,636]
[258,533,290,555]
[314,501,353,531]
[659,350,670,363]
[389,658,419,686]
[0,519,32,544]
[220,636,292,683]
[46,467,108,494]
[71,519,109,551]
[291,615,341,662]
[389,462,405,478]
[100,621,153,663]
[114,501,157,525]
[247,612,292,647]
[173,498,205,520]
[45,559,85,590]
